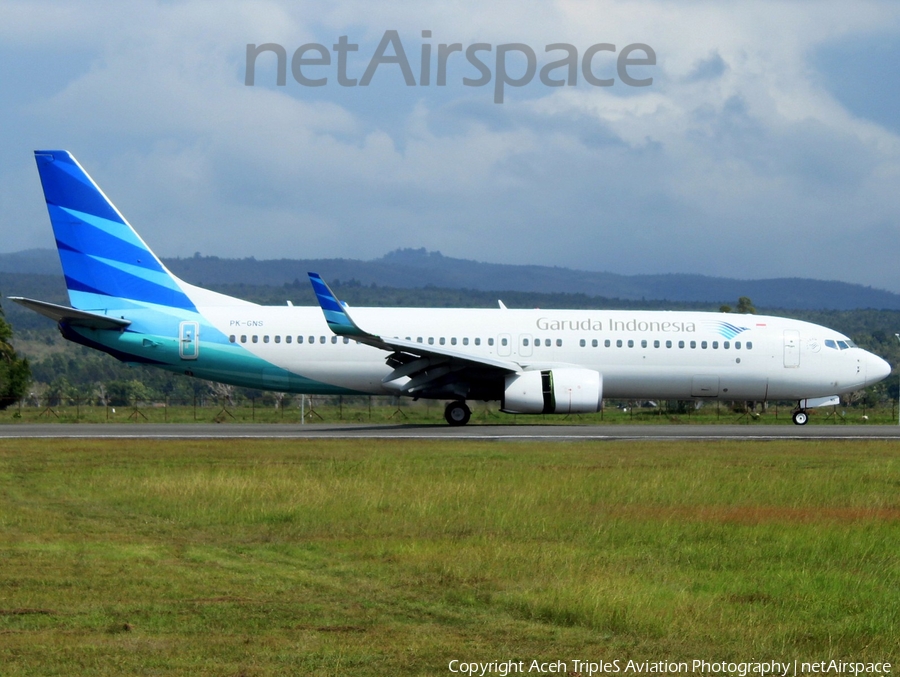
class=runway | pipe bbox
[1,423,900,440]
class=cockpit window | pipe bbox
[826,338,857,350]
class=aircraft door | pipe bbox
[519,334,533,357]
[783,330,800,368]
[179,321,200,360]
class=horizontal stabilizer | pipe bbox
[8,297,131,330]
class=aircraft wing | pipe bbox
[308,273,519,397]
[8,297,132,330]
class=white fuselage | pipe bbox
[198,305,888,401]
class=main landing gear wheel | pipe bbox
[444,400,471,426]
[792,410,809,426]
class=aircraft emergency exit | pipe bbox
[10,150,892,425]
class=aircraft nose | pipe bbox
[865,351,892,386]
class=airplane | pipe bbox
[9,150,892,426]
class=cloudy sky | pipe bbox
[2,0,900,292]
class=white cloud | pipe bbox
[2,0,900,292]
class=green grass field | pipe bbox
[1,439,898,675]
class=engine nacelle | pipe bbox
[502,368,602,414]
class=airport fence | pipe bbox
[0,395,897,425]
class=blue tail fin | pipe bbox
[33,150,195,312]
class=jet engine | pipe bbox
[501,368,602,414]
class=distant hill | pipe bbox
[1,247,898,311]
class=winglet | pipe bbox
[308,273,368,337]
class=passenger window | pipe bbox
[428,337,435,345]
[463,338,469,345]
[579,339,585,347]
[439,337,446,345]
[417,337,423,343]
[556,339,562,347]
[701,341,707,349]
[297,336,303,344]
[476,338,482,346]
[616,339,623,348]
[712,341,718,349]
[240,335,247,343]
[488,338,494,346]
[592,339,598,347]
[690,341,696,349]
[678,341,684,348]
[641,340,647,348]
[309,336,315,344]
[501,338,508,346]
[627,340,634,348]
[286,336,292,344]
[274,336,281,344]
[666,340,672,348]
[252,335,258,343]
[735,341,741,349]
[523,338,530,346]
[343,337,350,344]
[229,335,236,343]
[320,336,326,344]
[746,342,753,349]
[451,338,457,345]
[605,339,611,347]
[724,341,730,349]
[654,340,660,348]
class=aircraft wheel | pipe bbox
[445,401,471,426]
[792,410,809,426]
